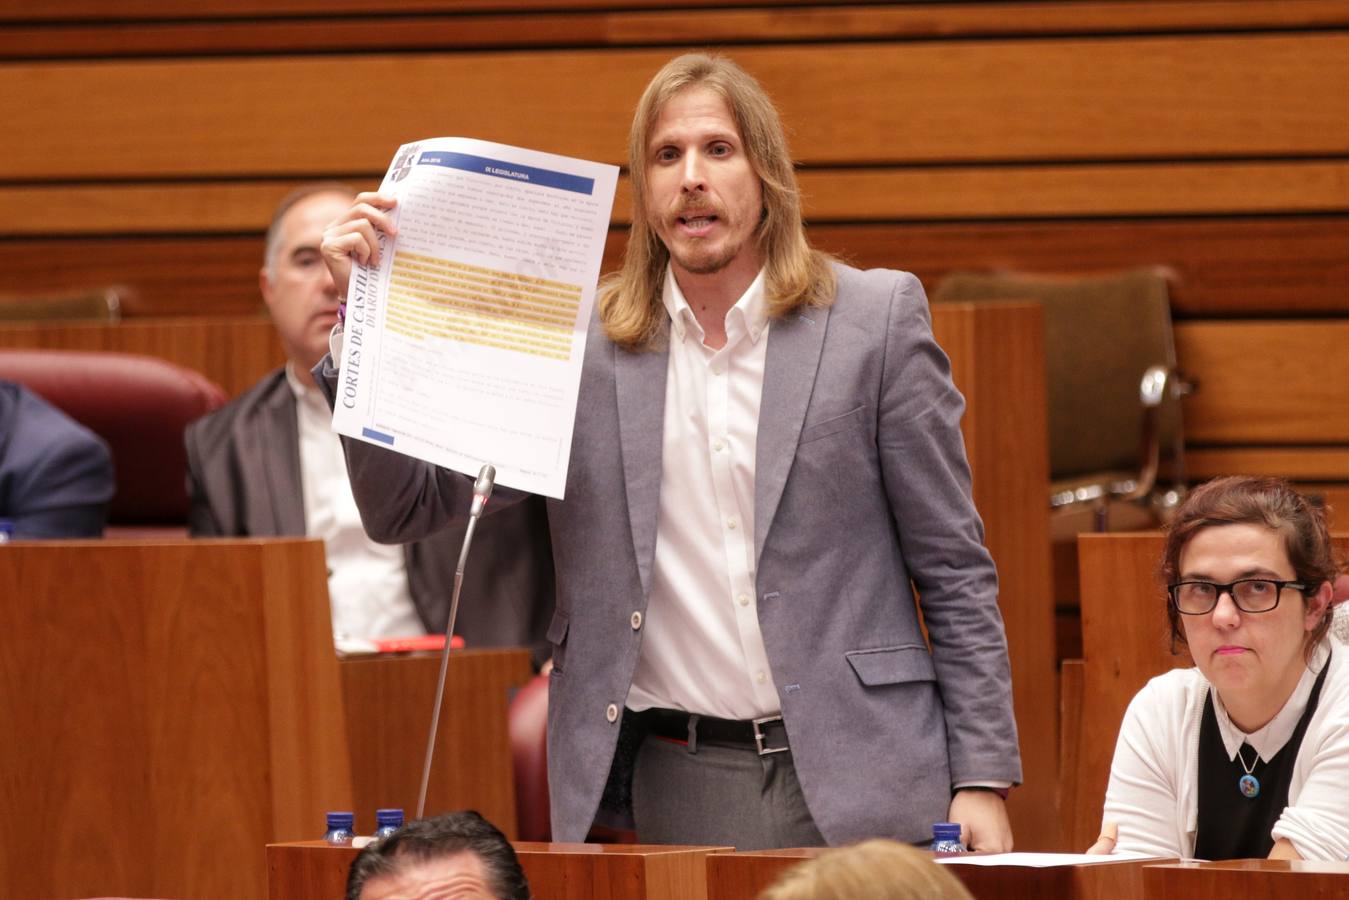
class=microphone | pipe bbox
[470,464,495,517]
[416,462,496,820]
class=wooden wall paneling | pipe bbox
[1187,448,1349,482]
[5,34,1349,179]
[0,538,352,900]
[798,161,1349,221]
[0,236,268,317]
[1176,321,1349,445]
[811,218,1349,319]
[9,161,1349,237]
[933,301,1059,849]
[1,0,853,19]
[7,216,1349,321]
[5,2,1349,59]
[0,317,286,397]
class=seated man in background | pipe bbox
[0,379,114,539]
[186,184,554,658]
[346,810,531,900]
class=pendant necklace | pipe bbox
[1236,744,1262,799]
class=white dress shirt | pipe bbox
[286,363,424,639]
[625,267,781,720]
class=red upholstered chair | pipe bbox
[508,671,552,842]
[0,349,227,534]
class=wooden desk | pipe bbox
[1143,860,1349,900]
[708,848,1161,900]
[340,649,532,838]
[0,539,528,900]
[0,539,349,900]
[267,840,733,900]
[945,856,1159,900]
[706,848,819,900]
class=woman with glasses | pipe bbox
[1091,476,1348,860]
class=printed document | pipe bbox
[331,137,619,498]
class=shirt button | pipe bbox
[712,439,725,452]
[726,517,738,530]
[737,593,750,607]
[755,671,767,684]
[606,703,619,723]
[712,365,725,376]
[630,610,643,630]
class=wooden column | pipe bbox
[934,301,1058,849]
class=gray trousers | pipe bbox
[630,731,827,850]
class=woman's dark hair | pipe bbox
[1160,476,1338,659]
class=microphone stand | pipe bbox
[415,463,495,820]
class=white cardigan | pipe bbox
[1103,637,1349,860]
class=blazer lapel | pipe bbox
[253,381,307,536]
[755,306,830,566]
[614,341,669,599]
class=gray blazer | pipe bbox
[324,264,1021,844]
[185,368,555,663]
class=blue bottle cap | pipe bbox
[376,808,404,826]
[932,822,962,840]
[327,811,355,828]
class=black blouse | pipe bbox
[1193,652,1331,860]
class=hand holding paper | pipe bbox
[326,138,619,499]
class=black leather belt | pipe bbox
[641,708,790,756]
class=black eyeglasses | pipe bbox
[1167,579,1305,615]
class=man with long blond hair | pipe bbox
[319,53,1019,850]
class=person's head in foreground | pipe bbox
[756,839,974,900]
[1162,475,1337,717]
[1098,475,1349,861]
[346,810,530,900]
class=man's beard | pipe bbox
[668,237,742,275]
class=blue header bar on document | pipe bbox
[418,151,596,195]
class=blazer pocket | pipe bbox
[845,644,936,686]
[798,405,865,445]
[546,609,570,675]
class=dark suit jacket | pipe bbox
[326,265,1021,844]
[0,380,114,538]
[184,368,554,662]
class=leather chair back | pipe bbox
[0,349,227,527]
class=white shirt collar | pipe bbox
[1212,639,1332,761]
[660,264,769,347]
[283,360,327,411]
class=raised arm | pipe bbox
[312,192,526,544]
